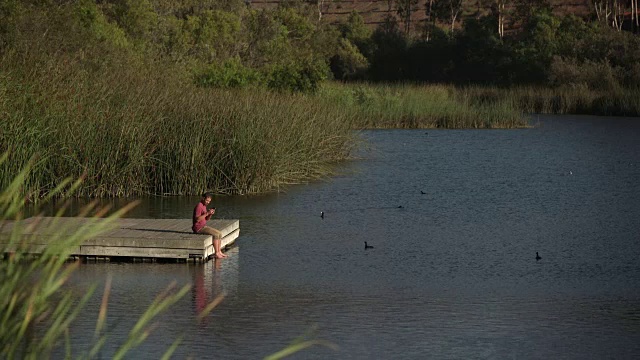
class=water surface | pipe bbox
[64,115,640,359]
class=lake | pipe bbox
[62,115,640,359]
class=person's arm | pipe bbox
[196,213,208,222]
[194,206,211,223]
[205,208,215,220]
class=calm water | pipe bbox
[62,115,640,359]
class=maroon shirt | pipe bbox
[192,202,208,233]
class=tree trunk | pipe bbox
[405,2,412,33]
[450,0,462,33]
[425,0,435,41]
[498,1,505,39]
[631,0,640,32]
[637,0,640,28]
[476,0,489,19]
[611,0,623,31]
[593,0,612,24]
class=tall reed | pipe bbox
[316,82,528,129]
[0,158,192,358]
[460,85,640,116]
[0,43,356,198]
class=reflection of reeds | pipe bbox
[317,82,527,129]
[0,48,356,198]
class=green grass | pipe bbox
[460,85,640,116]
[316,82,640,132]
[316,82,528,129]
[0,47,357,198]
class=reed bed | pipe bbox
[460,85,640,116]
[0,47,356,198]
[317,82,528,129]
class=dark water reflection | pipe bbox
[61,115,640,359]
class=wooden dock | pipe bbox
[0,217,239,262]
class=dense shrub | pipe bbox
[265,58,330,93]
[194,58,262,88]
[549,57,621,92]
[329,38,369,80]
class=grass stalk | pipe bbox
[0,160,191,359]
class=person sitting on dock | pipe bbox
[193,192,227,259]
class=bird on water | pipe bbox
[364,242,374,249]
[320,211,324,219]
[536,252,541,261]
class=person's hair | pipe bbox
[202,192,213,199]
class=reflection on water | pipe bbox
[61,247,241,358]
[192,248,240,320]
[59,115,640,359]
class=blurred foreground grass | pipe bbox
[0,156,332,359]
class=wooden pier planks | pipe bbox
[0,217,239,261]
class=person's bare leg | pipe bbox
[210,227,227,258]
[213,238,227,258]
[200,226,227,258]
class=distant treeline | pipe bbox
[1,1,638,92]
[353,8,640,91]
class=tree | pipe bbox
[107,0,158,42]
[185,10,242,63]
[592,0,612,24]
[474,0,490,19]
[590,0,630,32]
[330,38,369,80]
[513,0,551,29]
[423,0,436,41]
[455,15,508,83]
[611,0,624,31]
[369,15,408,80]
[338,11,373,57]
[339,11,372,43]
[632,0,639,32]
[432,0,464,34]
[512,8,561,84]
[314,0,327,21]
[492,0,511,39]
[396,0,419,33]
